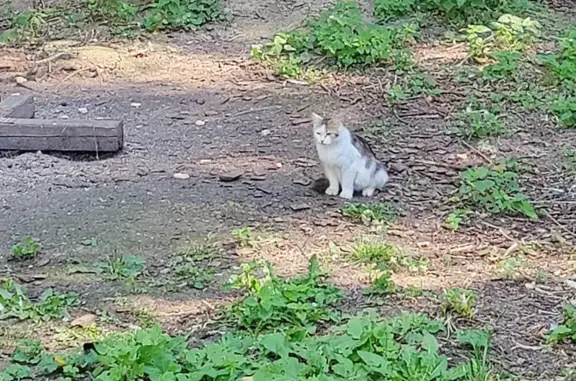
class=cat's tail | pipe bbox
[374,163,389,190]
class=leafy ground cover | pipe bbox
[0,0,575,379]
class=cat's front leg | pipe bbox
[324,165,340,196]
[339,168,356,200]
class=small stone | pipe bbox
[250,174,267,181]
[253,191,263,198]
[60,62,78,71]
[199,159,211,165]
[15,76,27,84]
[78,107,88,114]
[195,120,206,126]
[219,169,244,182]
[60,115,69,119]
[256,186,271,194]
[131,102,141,108]
[273,217,284,223]
[275,163,282,168]
[290,203,311,211]
[261,129,271,137]
[566,279,576,290]
[293,178,311,186]
[204,110,218,116]
[173,173,190,180]
[71,313,97,327]
[242,96,252,101]
[390,162,408,173]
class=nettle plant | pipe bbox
[251,1,416,79]
[463,14,540,60]
[451,107,507,139]
[458,163,537,218]
[224,256,342,334]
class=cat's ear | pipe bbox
[311,112,324,128]
[332,118,344,129]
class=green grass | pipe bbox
[563,149,576,175]
[0,279,77,322]
[451,108,507,139]
[546,303,576,344]
[441,288,478,318]
[364,270,396,296]
[0,310,504,381]
[352,239,428,272]
[11,237,40,260]
[0,0,227,45]
[458,163,537,218]
[232,226,254,248]
[342,202,398,225]
[224,256,341,334]
[250,1,416,79]
[95,254,145,281]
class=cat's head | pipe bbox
[311,112,343,145]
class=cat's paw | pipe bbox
[339,191,353,200]
[362,188,375,197]
[325,187,339,196]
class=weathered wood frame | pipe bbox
[0,95,124,153]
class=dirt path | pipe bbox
[1,0,576,378]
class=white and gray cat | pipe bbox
[312,112,388,200]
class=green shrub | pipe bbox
[251,1,416,78]
[552,96,576,128]
[374,0,417,21]
[458,164,537,218]
[225,256,341,334]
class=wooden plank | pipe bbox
[0,95,35,118]
[0,118,124,152]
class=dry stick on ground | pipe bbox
[54,68,92,90]
[460,139,493,164]
[547,213,576,239]
[227,106,280,119]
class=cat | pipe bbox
[312,112,388,200]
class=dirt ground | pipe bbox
[0,0,575,378]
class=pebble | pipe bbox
[250,174,267,181]
[71,314,97,328]
[173,173,190,180]
[261,129,271,137]
[131,102,142,108]
[78,107,88,114]
[219,169,244,182]
[389,162,409,173]
[275,163,282,169]
[195,120,206,126]
[15,76,27,84]
[293,178,311,186]
[566,279,576,290]
[204,110,218,116]
[290,203,311,211]
[199,159,211,165]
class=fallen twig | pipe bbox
[460,140,493,164]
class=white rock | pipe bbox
[195,120,206,126]
[78,107,88,114]
[130,102,142,108]
[173,173,190,180]
[15,76,27,84]
[261,129,271,136]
